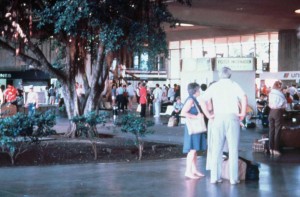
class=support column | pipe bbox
[278,30,300,71]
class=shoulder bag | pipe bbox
[185,98,207,135]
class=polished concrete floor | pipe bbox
[0,117,300,197]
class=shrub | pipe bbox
[115,113,154,160]
[71,111,110,159]
[0,110,57,165]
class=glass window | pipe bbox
[169,41,179,49]
[270,41,278,72]
[241,42,255,57]
[203,38,215,57]
[180,40,191,58]
[215,37,228,57]
[192,40,202,58]
[228,44,241,57]
[215,44,228,57]
[255,33,268,43]
[169,49,181,79]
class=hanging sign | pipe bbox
[216,58,255,71]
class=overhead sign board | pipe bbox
[182,58,213,72]
[216,58,255,71]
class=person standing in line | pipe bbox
[199,67,247,185]
[116,84,124,111]
[48,84,56,105]
[45,86,50,104]
[25,85,39,116]
[152,84,163,118]
[268,81,287,156]
[139,83,147,117]
[126,82,135,111]
[181,82,206,179]
[167,84,175,102]
[111,84,117,107]
[122,84,128,110]
[135,82,141,104]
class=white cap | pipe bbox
[29,85,34,89]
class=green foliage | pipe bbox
[0,113,34,137]
[0,110,57,164]
[71,111,110,138]
[115,113,154,160]
[32,110,57,138]
[34,0,185,61]
[99,21,124,53]
[37,0,91,34]
[116,113,154,138]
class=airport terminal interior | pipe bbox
[1,0,300,196]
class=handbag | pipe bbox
[186,116,207,135]
[185,98,207,135]
[168,116,178,127]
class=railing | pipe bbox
[125,69,167,81]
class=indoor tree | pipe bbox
[0,0,190,137]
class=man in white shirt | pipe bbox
[152,84,163,117]
[268,81,287,156]
[126,83,135,111]
[199,67,247,185]
[25,85,39,116]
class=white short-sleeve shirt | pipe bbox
[202,79,246,115]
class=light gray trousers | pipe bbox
[210,114,240,183]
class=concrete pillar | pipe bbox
[278,30,300,71]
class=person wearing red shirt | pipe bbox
[139,82,147,117]
[3,84,18,105]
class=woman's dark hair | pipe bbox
[187,82,200,96]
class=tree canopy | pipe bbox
[0,0,191,134]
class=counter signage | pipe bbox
[260,71,300,80]
[216,58,255,71]
[0,73,12,78]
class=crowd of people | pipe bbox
[1,67,296,185]
[0,82,65,117]
[110,81,182,118]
